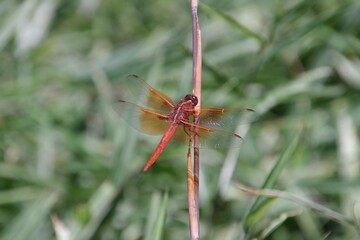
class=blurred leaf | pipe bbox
[51,215,71,240]
[200,2,266,44]
[0,187,44,205]
[259,209,302,239]
[244,130,301,229]
[0,163,57,187]
[0,190,59,240]
[144,191,169,240]
[241,186,355,227]
[75,181,118,240]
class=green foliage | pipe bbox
[1,0,360,239]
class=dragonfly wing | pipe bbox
[172,121,244,149]
[197,107,258,129]
[120,75,175,113]
[166,107,258,148]
[112,100,170,135]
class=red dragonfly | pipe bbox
[113,75,257,171]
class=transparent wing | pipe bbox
[119,74,175,114]
[170,121,244,149]
[169,107,258,148]
[197,107,258,127]
[112,100,170,135]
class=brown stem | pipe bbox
[188,0,202,239]
[187,138,199,239]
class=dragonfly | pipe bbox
[113,75,257,171]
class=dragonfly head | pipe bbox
[184,94,198,106]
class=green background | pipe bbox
[1,0,359,239]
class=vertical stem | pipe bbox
[187,139,198,239]
[188,0,202,239]
[192,1,202,102]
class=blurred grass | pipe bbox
[1,0,360,239]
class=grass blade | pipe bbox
[199,2,266,44]
[144,191,169,240]
[0,191,59,240]
[243,130,301,229]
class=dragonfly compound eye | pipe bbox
[191,95,198,106]
[185,94,198,106]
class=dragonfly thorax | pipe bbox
[168,95,197,123]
